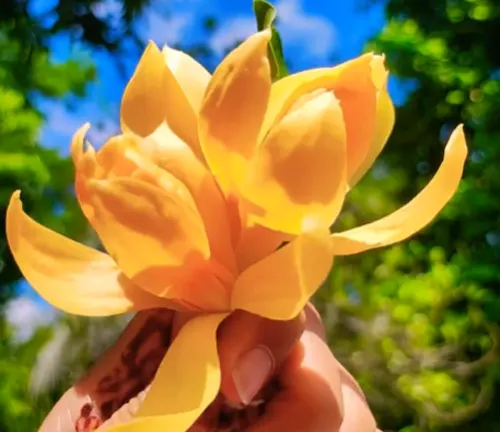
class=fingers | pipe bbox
[38,309,175,432]
[246,317,343,431]
[216,308,305,406]
[334,358,376,432]
[247,304,377,432]
[338,365,377,432]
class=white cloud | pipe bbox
[208,0,336,65]
[41,103,83,140]
[275,0,336,61]
[5,297,58,343]
[40,100,119,154]
[141,10,192,46]
[209,17,256,56]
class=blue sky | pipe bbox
[11,0,388,340]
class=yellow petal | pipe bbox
[235,224,290,271]
[244,90,348,234]
[199,30,272,192]
[6,192,165,316]
[142,125,238,274]
[71,122,90,167]
[72,129,199,237]
[262,54,379,182]
[163,45,211,113]
[121,42,202,160]
[106,313,229,432]
[231,230,333,320]
[72,124,97,221]
[85,177,211,297]
[97,133,198,210]
[331,125,468,255]
[348,55,395,187]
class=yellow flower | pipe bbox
[6,30,467,431]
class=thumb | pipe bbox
[216,309,305,406]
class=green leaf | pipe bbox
[253,0,277,30]
[253,0,289,81]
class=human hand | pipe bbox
[39,304,379,431]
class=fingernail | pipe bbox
[232,346,274,405]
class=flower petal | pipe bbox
[6,192,165,316]
[140,126,238,274]
[231,230,333,320]
[262,53,380,182]
[74,125,236,275]
[163,44,211,113]
[85,177,212,298]
[77,136,233,311]
[121,42,202,160]
[72,129,198,232]
[106,313,229,432]
[235,224,290,271]
[244,90,348,234]
[348,56,395,187]
[199,30,272,192]
[331,125,468,255]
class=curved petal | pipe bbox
[243,90,348,234]
[99,133,198,210]
[85,177,211,298]
[72,129,198,229]
[163,45,211,113]
[143,125,238,274]
[262,53,380,182]
[107,313,229,432]
[331,125,468,255]
[72,128,236,279]
[348,56,396,187]
[71,124,97,221]
[235,224,291,271]
[231,230,333,320]
[74,133,233,311]
[71,122,90,167]
[6,192,165,316]
[199,30,272,192]
[121,42,203,160]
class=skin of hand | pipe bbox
[38,304,380,432]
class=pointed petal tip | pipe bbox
[448,124,468,156]
[6,191,22,251]
[137,40,162,65]
[10,189,21,202]
[7,190,23,224]
[71,123,92,166]
[161,43,175,54]
[261,28,272,38]
[453,123,465,137]
[8,189,22,215]
[332,122,468,256]
[250,29,273,48]
[371,55,389,89]
[145,40,160,51]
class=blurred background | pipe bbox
[0,0,498,430]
